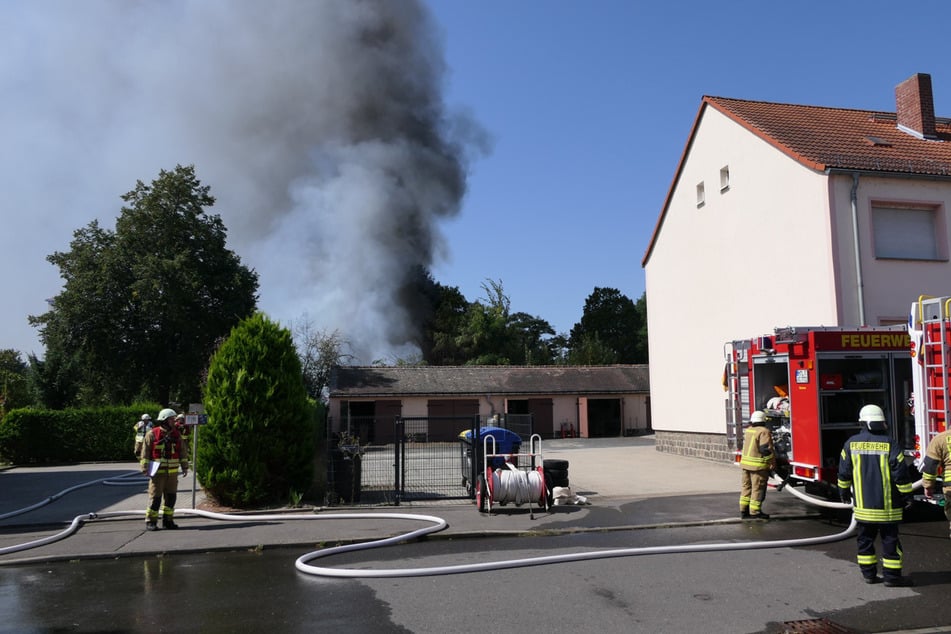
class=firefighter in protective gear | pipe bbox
[921,428,951,540]
[133,413,152,457]
[174,414,191,462]
[739,410,774,519]
[837,404,915,587]
[139,408,188,531]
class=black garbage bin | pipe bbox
[331,450,362,504]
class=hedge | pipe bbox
[0,403,162,465]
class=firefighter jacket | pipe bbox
[921,430,951,493]
[133,420,151,455]
[140,425,188,476]
[740,424,774,472]
[837,429,913,523]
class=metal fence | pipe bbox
[326,413,533,506]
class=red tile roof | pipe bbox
[642,94,951,267]
[706,96,951,175]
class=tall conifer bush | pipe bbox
[200,313,314,507]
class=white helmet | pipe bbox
[157,408,177,422]
[750,410,768,424]
[140,414,151,421]
[858,404,886,430]
[858,404,885,423]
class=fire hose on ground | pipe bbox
[1,471,914,578]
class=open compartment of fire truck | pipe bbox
[725,325,913,496]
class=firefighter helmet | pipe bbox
[750,410,768,424]
[157,408,177,422]
[140,414,151,421]
[858,404,886,430]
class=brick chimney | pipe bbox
[896,73,937,139]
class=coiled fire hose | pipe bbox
[1,471,898,578]
[488,465,546,507]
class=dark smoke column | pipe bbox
[252,0,477,363]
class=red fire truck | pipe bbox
[724,325,913,495]
[908,295,951,499]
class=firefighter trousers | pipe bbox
[146,471,179,522]
[739,468,769,515]
[943,488,951,540]
[856,521,902,581]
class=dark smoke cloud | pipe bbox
[0,0,482,362]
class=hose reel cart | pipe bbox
[460,426,522,495]
[475,433,550,516]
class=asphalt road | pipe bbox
[3,510,951,633]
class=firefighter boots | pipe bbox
[884,576,914,588]
[162,518,179,530]
[863,575,882,584]
[145,521,158,532]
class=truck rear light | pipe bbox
[793,465,816,479]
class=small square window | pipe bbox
[696,182,705,208]
[720,166,730,192]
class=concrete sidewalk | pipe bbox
[0,437,819,565]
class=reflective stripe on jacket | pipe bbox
[740,425,773,471]
[921,431,951,491]
[837,429,913,523]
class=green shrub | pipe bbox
[0,402,162,464]
[199,313,315,508]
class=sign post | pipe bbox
[185,404,207,509]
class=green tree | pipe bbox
[200,313,315,507]
[634,292,648,362]
[449,279,562,366]
[29,165,259,406]
[457,279,515,365]
[569,287,644,364]
[420,280,470,366]
[508,312,564,365]
[567,332,617,365]
[27,350,78,410]
[0,350,33,415]
[293,321,354,401]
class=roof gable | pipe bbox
[642,86,951,268]
[329,365,650,398]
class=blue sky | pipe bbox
[1,1,950,361]
[424,1,951,338]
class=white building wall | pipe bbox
[645,107,837,436]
